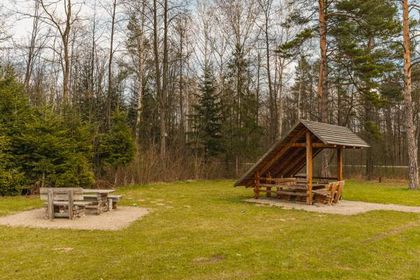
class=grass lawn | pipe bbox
[1,180,420,279]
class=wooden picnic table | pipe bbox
[83,189,115,214]
[257,182,328,202]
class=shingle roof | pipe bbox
[300,120,369,148]
[234,120,369,187]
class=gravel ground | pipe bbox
[0,206,149,231]
[245,198,420,215]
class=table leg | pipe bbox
[108,198,112,211]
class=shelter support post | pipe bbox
[254,171,260,199]
[306,131,313,205]
[337,147,343,181]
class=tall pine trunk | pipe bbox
[402,0,419,189]
[318,0,329,177]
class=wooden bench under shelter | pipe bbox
[234,120,369,205]
[40,188,93,220]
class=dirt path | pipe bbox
[0,206,149,231]
[245,198,420,215]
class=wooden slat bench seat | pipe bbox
[44,201,93,207]
[276,190,307,197]
[108,195,123,210]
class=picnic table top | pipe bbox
[82,189,115,194]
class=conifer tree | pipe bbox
[191,65,223,160]
[95,112,135,174]
[330,0,400,179]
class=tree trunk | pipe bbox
[402,0,419,189]
[25,0,41,93]
[161,0,169,159]
[107,0,117,127]
[263,1,275,141]
[135,0,146,144]
[153,0,167,159]
[318,0,329,177]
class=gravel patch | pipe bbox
[245,198,420,215]
[0,206,149,231]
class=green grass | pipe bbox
[344,179,420,206]
[1,180,420,280]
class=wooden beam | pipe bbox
[306,131,313,205]
[268,146,306,177]
[257,129,307,176]
[337,147,343,181]
[295,175,339,180]
[283,148,322,178]
[290,143,339,148]
[290,143,306,148]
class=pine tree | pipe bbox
[222,44,262,171]
[95,112,135,174]
[330,0,400,179]
[290,56,315,121]
[0,67,30,194]
[14,109,95,188]
[191,65,223,160]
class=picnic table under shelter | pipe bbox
[234,120,369,205]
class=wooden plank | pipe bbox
[285,148,322,178]
[267,147,306,178]
[273,146,323,178]
[47,201,93,206]
[68,190,74,220]
[82,189,115,194]
[276,190,307,197]
[290,143,338,148]
[257,128,307,176]
[47,189,54,220]
[306,131,313,205]
[294,175,338,180]
[40,188,84,201]
[260,177,296,183]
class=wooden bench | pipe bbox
[40,188,93,220]
[257,177,297,198]
[108,195,122,210]
[83,194,109,214]
[334,181,345,203]
[312,181,344,205]
[82,190,119,214]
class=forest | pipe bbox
[0,0,419,195]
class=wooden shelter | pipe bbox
[234,120,369,205]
